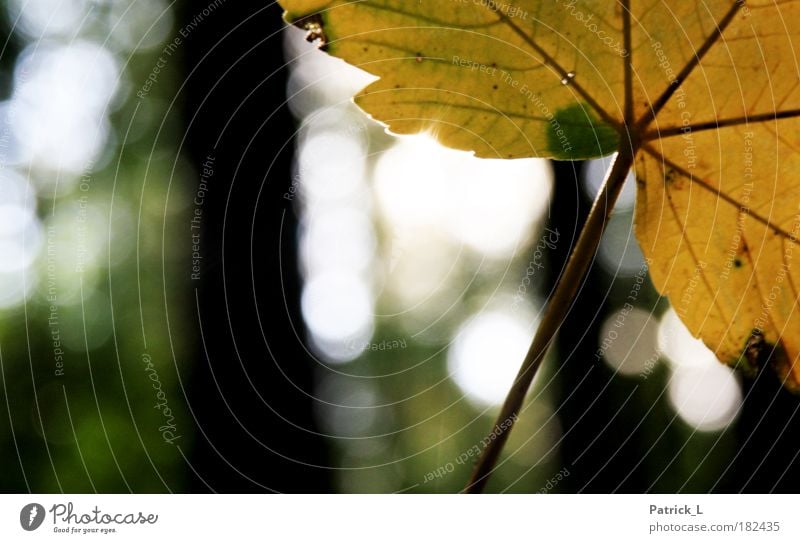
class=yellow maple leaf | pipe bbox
[278,0,800,393]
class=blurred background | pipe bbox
[0,1,798,493]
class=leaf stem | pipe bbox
[464,140,638,493]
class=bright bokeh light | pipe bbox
[583,154,636,212]
[298,130,368,204]
[7,0,173,50]
[106,0,173,52]
[0,168,34,206]
[301,106,369,139]
[0,171,37,249]
[295,107,376,363]
[668,364,742,432]
[0,269,32,309]
[374,135,553,258]
[597,211,646,276]
[448,310,534,406]
[301,207,376,276]
[6,0,91,38]
[0,1,134,313]
[599,307,660,376]
[0,204,42,272]
[379,228,460,316]
[0,102,25,165]
[301,272,375,364]
[0,168,42,307]
[659,308,742,431]
[12,41,120,175]
[658,308,717,369]
[373,137,449,227]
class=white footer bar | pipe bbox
[0,494,795,542]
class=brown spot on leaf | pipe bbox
[745,331,766,361]
[664,167,685,190]
[738,331,795,389]
[742,330,770,375]
[738,239,749,255]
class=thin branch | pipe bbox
[634,1,742,133]
[645,108,800,139]
[641,143,800,245]
[622,0,634,124]
[465,138,639,493]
